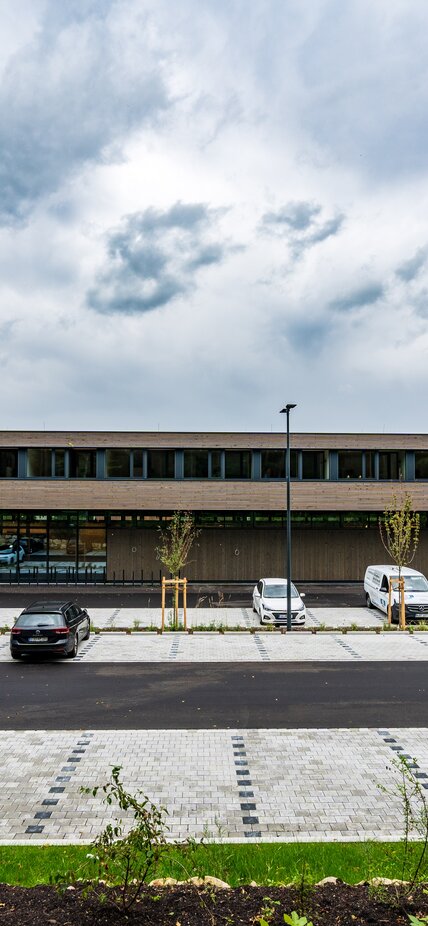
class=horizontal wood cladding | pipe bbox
[0,430,428,450]
[1,479,428,511]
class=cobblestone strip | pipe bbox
[25,733,94,835]
[231,734,261,838]
[377,729,428,789]
[410,635,428,649]
[306,609,320,626]
[252,633,270,661]
[241,608,253,627]
[105,608,121,628]
[334,635,362,659]
[75,633,101,662]
[168,633,181,660]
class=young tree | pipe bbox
[155,512,200,625]
[379,493,420,627]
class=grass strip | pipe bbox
[1,841,428,887]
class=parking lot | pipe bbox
[2,598,427,845]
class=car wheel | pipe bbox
[82,621,90,641]
[11,653,21,659]
[366,593,373,609]
[66,635,78,659]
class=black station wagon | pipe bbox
[10,601,90,659]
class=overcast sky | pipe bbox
[1,0,428,434]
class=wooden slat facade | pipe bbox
[0,479,428,512]
[0,430,428,449]
[107,527,428,583]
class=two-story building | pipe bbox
[0,430,427,583]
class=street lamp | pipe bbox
[280,403,296,631]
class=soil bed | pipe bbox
[2,881,428,925]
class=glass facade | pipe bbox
[69,450,96,478]
[261,450,298,478]
[0,450,17,477]
[106,449,131,478]
[27,448,52,477]
[0,445,424,483]
[147,450,175,479]
[415,452,428,479]
[302,451,328,479]
[224,451,251,479]
[184,450,209,478]
[379,451,405,480]
[338,451,363,479]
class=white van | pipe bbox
[364,565,428,622]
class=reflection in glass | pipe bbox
[224,451,251,479]
[338,451,363,479]
[302,451,328,479]
[54,450,65,477]
[147,450,174,478]
[379,451,405,480]
[0,450,18,478]
[69,450,96,478]
[261,450,298,478]
[416,452,428,479]
[133,450,143,478]
[27,449,52,477]
[106,449,131,477]
[184,451,208,477]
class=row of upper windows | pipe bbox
[0,447,428,479]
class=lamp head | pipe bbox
[280,404,297,413]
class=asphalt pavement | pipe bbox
[1,661,426,730]
[0,582,363,609]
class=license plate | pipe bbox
[277,614,286,620]
[28,636,48,643]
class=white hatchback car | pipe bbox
[252,577,306,626]
[0,543,24,566]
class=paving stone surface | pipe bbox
[2,626,428,662]
[0,728,425,844]
[0,606,384,631]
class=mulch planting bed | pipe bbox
[2,881,428,925]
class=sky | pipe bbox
[1,0,428,434]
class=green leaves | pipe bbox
[379,493,420,570]
[55,766,170,913]
[283,913,314,926]
[155,511,199,577]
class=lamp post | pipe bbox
[280,403,296,631]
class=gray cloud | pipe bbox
[88,202,231,314]
[396,248,428,283]
[297,2,428,181]
[262,201,321,231]
[286,318,333,353]
[0,0,169,224]
[330,283,384,313]
[261,199,344,259]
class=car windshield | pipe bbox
[403,576,428,592]
[264,584,299,598]
[15,614,64,628]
